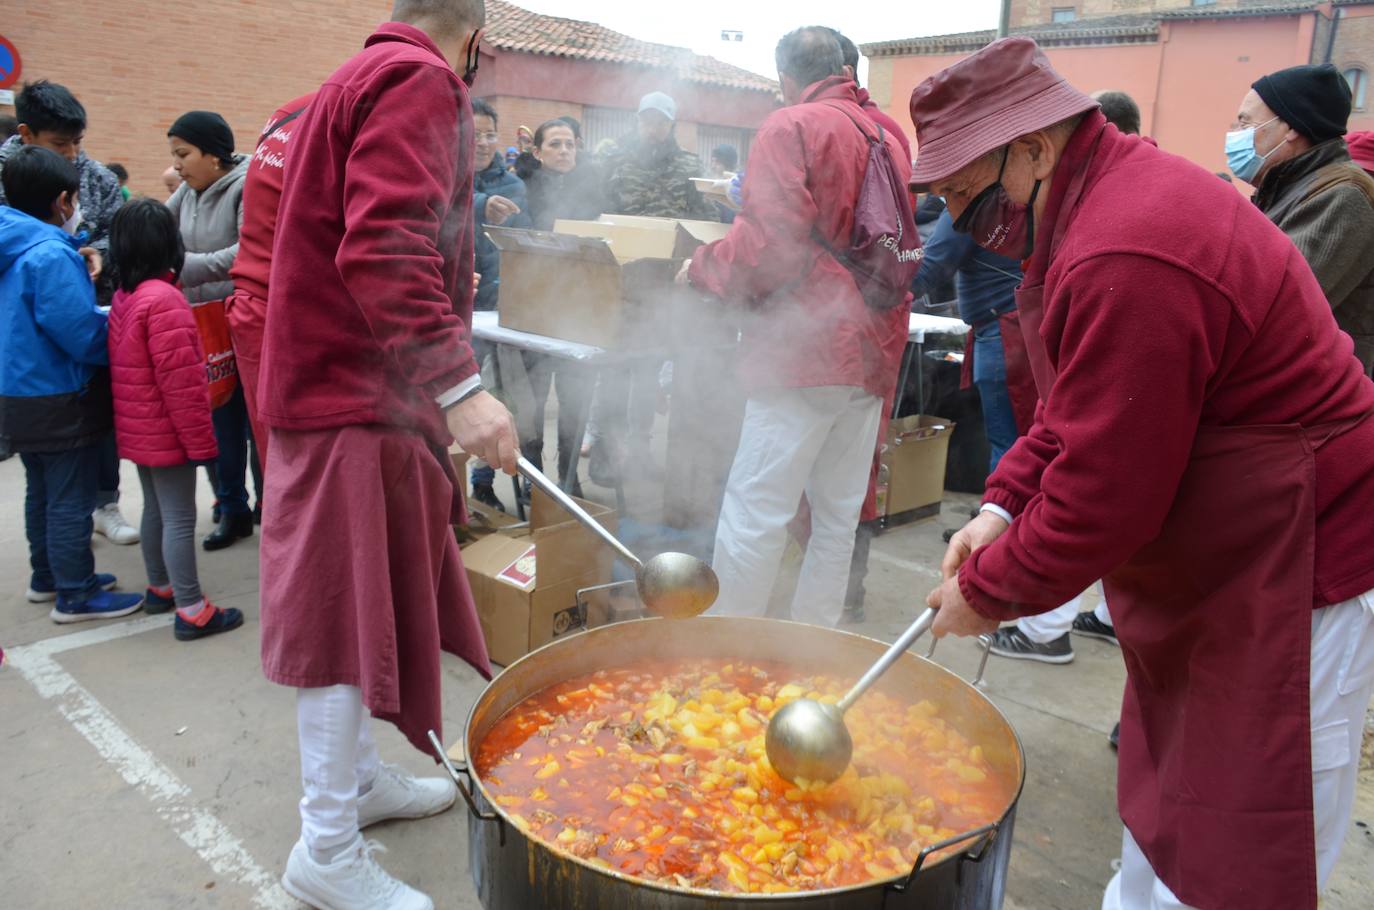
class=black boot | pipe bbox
[203,512,254,551]
[471,483,505,513]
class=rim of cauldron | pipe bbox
[463,616,1028,900]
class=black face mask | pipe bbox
[952,145,1043,260]
[461,30,482,88]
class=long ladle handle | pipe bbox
[516,456,643,570]
[835,607,937,714]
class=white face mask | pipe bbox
[61,201,82,236]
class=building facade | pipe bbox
[864,1,1374,176]
[0,0,776,197]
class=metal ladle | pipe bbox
[765,606,936,784]
[517,456,719,619]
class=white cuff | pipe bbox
[434,373,482,410]
[979,503,1014,524]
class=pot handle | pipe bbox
[884,821,999,896]
[427,729,500,823]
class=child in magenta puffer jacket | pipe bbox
[107,199,242,641]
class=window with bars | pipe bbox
[1051,7,1077,22]
[582,107,637,154]
[695,125,753,173]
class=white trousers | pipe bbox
[1102,591,1374,910]
[296,684,382,851]
[1018,581,1111,643]
[710,386,882,628]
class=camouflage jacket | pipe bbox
[0,135,124,253]
[603,136,718,222]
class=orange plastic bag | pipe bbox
[192,299,238,409]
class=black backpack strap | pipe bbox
[257,105,308,149]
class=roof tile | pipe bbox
[486,0,778,93]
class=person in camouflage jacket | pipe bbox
[0,83,123,258]
[603,92,718,222]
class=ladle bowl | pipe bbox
[765,697,853,784]
[516,456,718,619]
[636,552,720,620]
[765,606,937,784]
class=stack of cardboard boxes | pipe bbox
[452,452,619,666]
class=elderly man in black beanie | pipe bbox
[1229,63,1374,374]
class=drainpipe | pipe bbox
[1323,7,1342,65]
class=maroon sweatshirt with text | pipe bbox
[258,23,477,448]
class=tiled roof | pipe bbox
[862,15,1160,57]
[1158,2,1317,19]
[862,2,1337,58]
[485,0,778,94]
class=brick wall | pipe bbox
[2,0,391,197]
[482,96,585,151]
[1,2,773,198]
[1331,10,1374,125]
[1012,0,1249,28]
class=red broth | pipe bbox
[474,658,1012,894]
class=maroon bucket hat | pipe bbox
[908,37,1098,191]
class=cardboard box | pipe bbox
[879,415,955,526]
[462,487,617,665]
[488,215,729,348]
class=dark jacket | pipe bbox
[911,210,1021,326]
[1253,138,1374,372]
[0,206,112,455]
[524,162,605,232]
[473,153,530,311]
[604,134,718,221]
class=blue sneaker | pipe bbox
[143,587,177,615]
[174,602,244,641]
[27,573,117,604]
[51,589,144,624]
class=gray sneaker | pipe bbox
[987,626,1074,664]
[1072,611,1118,645]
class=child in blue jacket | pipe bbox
[0,145,144,622]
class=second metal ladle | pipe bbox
[517,456,719,619]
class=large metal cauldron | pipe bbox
[439,617,1025,909]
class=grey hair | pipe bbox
[775,27,844,89]
[391,0,486,35]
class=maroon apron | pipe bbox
[1013,131,1340,908]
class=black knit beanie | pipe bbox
[168,111,235,162]
[1251,64,1352,143]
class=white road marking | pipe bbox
[27,613,173,655]
[869,548,943,579]
[7,621,296,910]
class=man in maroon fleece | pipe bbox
[914,39,1374,910]
[256,2,517,908]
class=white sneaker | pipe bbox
[93,504,140,545]
[282,837,433,910]
[357,763,457,829]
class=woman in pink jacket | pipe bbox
[107,199,241,641]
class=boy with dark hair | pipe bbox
[0,145,144,623]
[107,162,132,200]
[0,82,124,253]
[0,80,138,545]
